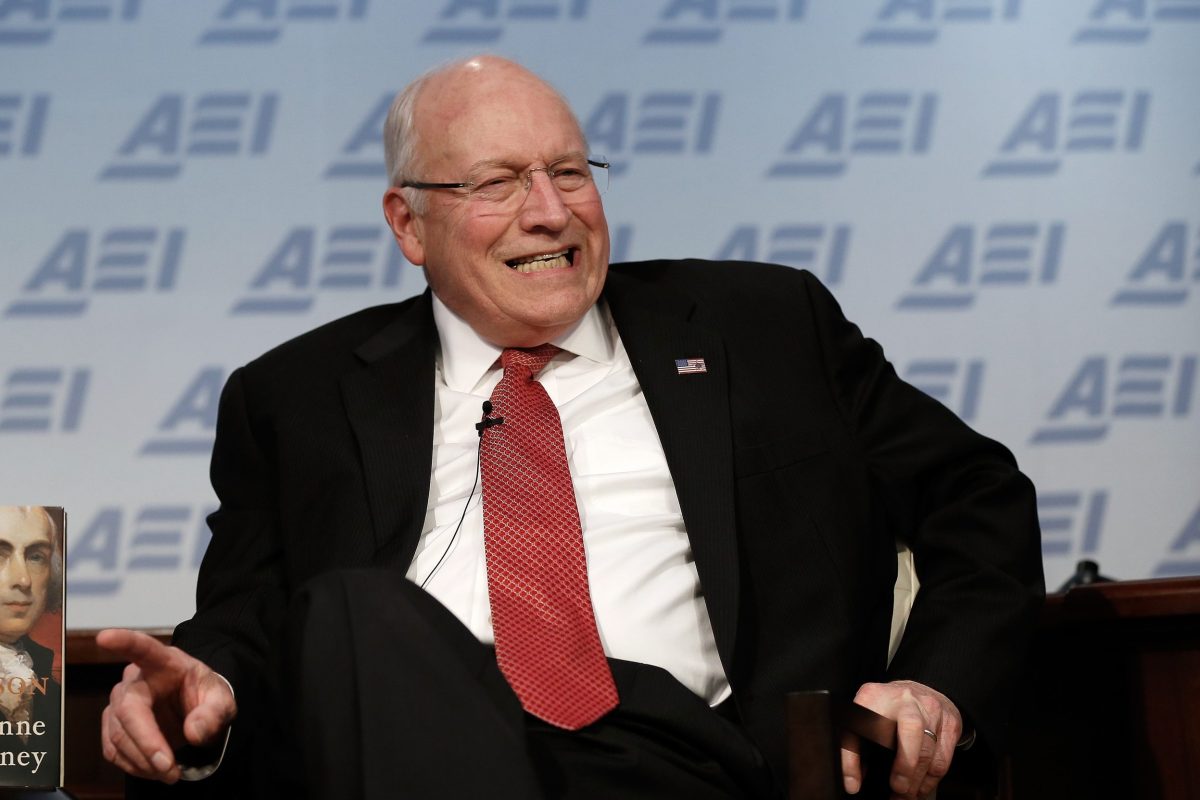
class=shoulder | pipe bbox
[606,258,842,322]
[218,291,433,416]
[608,258,816,292]
[245,293,429,372]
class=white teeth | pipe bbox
[508,249,571,273]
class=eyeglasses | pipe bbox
[401,154,609,212]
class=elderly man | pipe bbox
[99,56,1043,799]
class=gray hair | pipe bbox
[383,63,439,215]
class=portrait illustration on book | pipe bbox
[0,505,64,786]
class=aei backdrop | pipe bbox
[1,0,1197,629]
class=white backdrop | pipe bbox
[1,0,1197,629]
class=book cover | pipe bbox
[0,505,64,787]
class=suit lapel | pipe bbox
[604,272,740,675]
[340,291,437,565]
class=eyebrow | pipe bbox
[0,538,51,550]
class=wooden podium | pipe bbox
[1003,576,1200,799]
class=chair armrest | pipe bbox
[786,690,897,800]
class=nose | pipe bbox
[518,168,570,232]
[1,556,30,591]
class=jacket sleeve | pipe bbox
[167,366,291,786]
[797,269,1045,757]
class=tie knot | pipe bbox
[501,344,560,377]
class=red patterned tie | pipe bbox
[479,344,619,730]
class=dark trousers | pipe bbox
[284,569,777,799]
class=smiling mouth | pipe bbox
[506,248,575,273]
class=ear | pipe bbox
[383,187,426,266]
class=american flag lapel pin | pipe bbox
[675,357,707,375]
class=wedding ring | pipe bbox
[922,728,938,743]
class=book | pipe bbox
[0,505,64,788]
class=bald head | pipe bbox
[383,56,585,206]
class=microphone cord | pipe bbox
[419,401,501,589]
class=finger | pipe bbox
[107,686,181,780]
[841,734,863,795]
[103,703,177,781]
[105,744,146,781]
[914,695,945,794]
[183,678,236,746]
[918,716,960,796]
[110,743,180,786]
[97,629,179,674]
[892,712,937,798]
[105,701,169,777]
[100,706,121,765]
[929,716,958,780]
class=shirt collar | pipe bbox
[431,294,614,394]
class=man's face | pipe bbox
[0,508,52,645]
[385,61,609,347]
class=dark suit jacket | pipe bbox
[172,260,1044,787]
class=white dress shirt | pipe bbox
[406,296,731,706]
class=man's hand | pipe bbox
[842,679,962,799]
[97,628,237,784]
